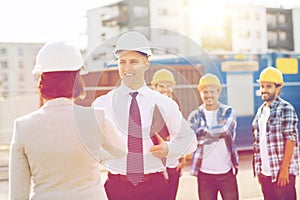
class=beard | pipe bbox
[261,91,276,103]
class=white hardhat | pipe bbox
[32,41,83,74]
[113,31,152,58]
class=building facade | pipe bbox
[229,5,268,53]
[85,1,300,71]
[85,0,193,72]
[292,8,300,52]
[267,8,294,51]
[0,43,44,98]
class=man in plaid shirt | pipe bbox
[188,73,239,200]
[252,67,299,200]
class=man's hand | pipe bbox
[258,173,262,184]
[277,167,289,187]
[150,134,169,158]
[176,157,186,171]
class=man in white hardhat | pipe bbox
[252,67,299,200]
[93,31,197,200]
[9,41,125,199]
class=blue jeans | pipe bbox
[260,174,296,200]
[197,169,239,200]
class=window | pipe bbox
[102,18,118,27]
[278,14,286,24]
[278,31,287,41]
[254,12,260,21]
[267,14,276,26]
[18,48,23,56]
[101,33,106,41]
[133,6,148,18]
[0,48,7,55]
[268,32,277,44]
[93,53,106,61]
[158,8,168,16]
[238,12,250,20]
[255,31,261,39]
[19,74,24,82]
[19,61,24,69]
[0,61,8,69]
[166,47,179,54]
[239,30,250,38]
[2,74,8,81]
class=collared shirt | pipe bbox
[188,103,238,176]
[92,82,197,175]
[252,97,299,182]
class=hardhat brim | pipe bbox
[32,65,82,75]
[113,48,152,58]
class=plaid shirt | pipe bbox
[252,97,299,182]
[188,103,238,176]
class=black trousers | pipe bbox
[104,173,169,200]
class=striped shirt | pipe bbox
[252,97,299,182]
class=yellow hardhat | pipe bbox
[258,66,284,86]
[151,69,176,85]
[198,73,222,91]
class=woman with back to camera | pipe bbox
[9,41,125,200]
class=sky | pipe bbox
[1,0,300,49]
[0,0,105,49]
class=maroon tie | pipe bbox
[127,92,144,186]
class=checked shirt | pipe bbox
[252,97,299,182]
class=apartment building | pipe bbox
[0,43,43,97]
[85,0,193,72]
[292,8,300,52]
[229,5,268,53]
[267,8,294,51]
[85,1,300,71]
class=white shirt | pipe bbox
[200,108,232,174]
[92,82,197,175]
[258,106,272,176]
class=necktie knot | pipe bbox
[130,92,138,99]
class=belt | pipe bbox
[108,172,165,183]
